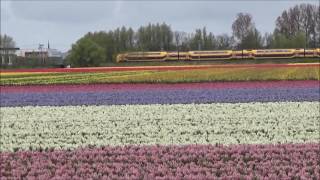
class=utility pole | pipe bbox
[198,40,201,59]
[304,29,307,57]
[177,45,180,61]
[242,48,244,59]
[241,43,244,60]
[176,40,180,61]
[39,44,45,64]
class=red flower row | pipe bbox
[1,63,318,73]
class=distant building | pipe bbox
[16,48,63,59]
[61,51,69,59]
[14,46,64,67]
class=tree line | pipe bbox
[1,3,319,67]
[67,3,319,66]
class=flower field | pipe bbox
[0,64,319,179]
[1,64,319,85]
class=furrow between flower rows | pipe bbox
[1,81,318,93]
[1,143,319,179]
[1,87,319,107]
[1,102,318,152]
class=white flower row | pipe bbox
[0,102,319,151]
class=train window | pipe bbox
[193,51,228,54]
[128,52,162,56]
[257,50,291,53]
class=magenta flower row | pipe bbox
[1,143,319,179]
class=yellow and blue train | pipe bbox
[116,48,320,62]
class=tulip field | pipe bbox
[0,63,319,179]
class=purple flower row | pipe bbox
[1,87,319,107]
[1,143,319,179]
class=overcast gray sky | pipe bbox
[1,0,318,52]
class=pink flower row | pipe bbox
[1,143,319,179]
[1,80,318,93]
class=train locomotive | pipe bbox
[116,48,320,62]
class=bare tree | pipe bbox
[216,34,234,50]
[232,13,262,49]
[300,4,317,47]
[316,6,320,47]
[173,31,181,49]
[0,34,16,48]
[232,13,255,44]
[275,3,319,47]
[263,33,274,48]
[0,34,16,65]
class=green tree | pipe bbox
[189,29,202,50]
[67,36,106,67]
[270,31,306,48]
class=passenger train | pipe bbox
[116,48,320,62]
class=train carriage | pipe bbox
[294,49,318,58]
[116,48,319,62]
[251,49,295,59]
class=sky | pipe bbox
[1,0,319,52]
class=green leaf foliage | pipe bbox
[67,36,106,67]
